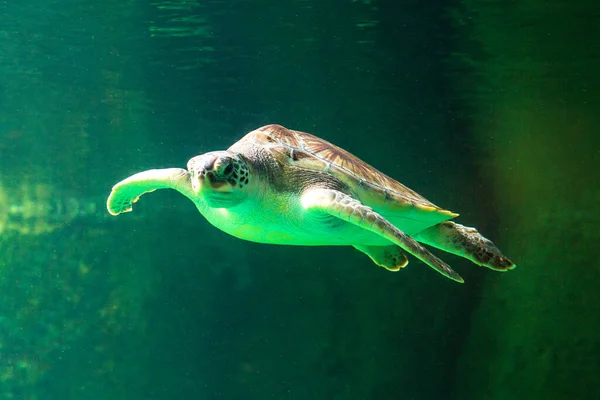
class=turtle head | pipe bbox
[187,151,251,208]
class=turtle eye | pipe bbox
[223,162,234,176]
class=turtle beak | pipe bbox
[188,152,236,195]
[191,172,203,193]
[191,170,226,193]
[188,154,222,193]
[188,158,209,194]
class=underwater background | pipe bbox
[1,0,599,399]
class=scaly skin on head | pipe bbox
[186,151,251,208]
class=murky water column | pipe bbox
[0,1,156,398]
[451,1,600,399]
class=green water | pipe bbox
[0,0,598,399]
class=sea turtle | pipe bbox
[107,124,515,283]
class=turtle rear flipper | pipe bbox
[353,245,408,271]
[415,221,516,271]
[302,188,464,283]
[107,168,193,216]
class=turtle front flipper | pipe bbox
[414,221,516,271]
[107,168,193,216]
[302,188,464,283]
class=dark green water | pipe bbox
[0,0,598,399]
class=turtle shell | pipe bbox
[236,124,457,234]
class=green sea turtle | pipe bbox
[107,124,515,282]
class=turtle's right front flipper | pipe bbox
[302,188,464,283]
[107,168,193,216]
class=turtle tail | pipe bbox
[415,221,516,271]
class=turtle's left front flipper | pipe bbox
[301,188,464,283]
[107,168,193,216]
